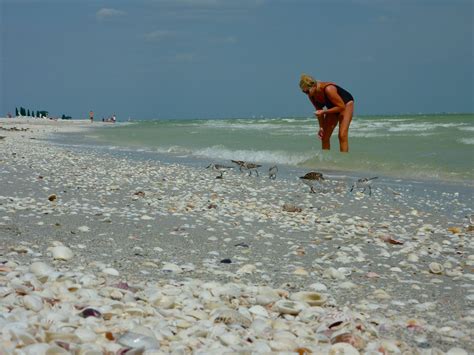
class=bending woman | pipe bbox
[299,74,354,152]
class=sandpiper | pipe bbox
[231,160,246,171]
[268,165,278,180]
[299,171,325,193]
[350,177,378,196]
[206,164,233,179]
[231,160,262,176]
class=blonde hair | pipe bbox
[299,74,317,91]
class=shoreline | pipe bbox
[1,118,473,353]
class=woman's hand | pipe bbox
[317,128,324,140]
[315,109,326,118]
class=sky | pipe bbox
[1,0,473,119]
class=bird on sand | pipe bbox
[206,164,234,179]
[299,171,325,193]
[231,160,262,176]
[350,177,378,196]
[268,165,278,180]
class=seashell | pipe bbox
[323,267,346,280]
[74,328,97,343]
[10,329,37,345]
[282,203,302,212]
[446,348,468,355]
[249,305,269,318]
[309,283,327,292]
[23,294,43,312]
[44,345,70,354]
[20,343,51,355]
[256,287,280,306]
[329,342,360,354]
[48,194,57,201]
[290,291,327,306]
[76,343,103,355]
[117,331,160,350]
[237,264,256,274]
[161,263,182,273]
[30,262,54,282]
[45,332,82,343]
[213,309,252,328]
[79,308,102,318]
[50,246,74,260]
[331,332,366,350]
[273,300,306,315]
[293,267,309,276]
[218,332,241,346]
[429,262,444,274]
[102,268,120,276]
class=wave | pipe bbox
[388,122,468,132]
[193,146,314,165]
[458,138,474,145]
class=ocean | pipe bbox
[75,113,473,184]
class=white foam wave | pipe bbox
[459,138,474,145]
[388,122,466,132]
[457,126,474,132]
[192,145,313,165]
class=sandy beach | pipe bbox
[0,118,473,354]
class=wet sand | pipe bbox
[0,118,473,354]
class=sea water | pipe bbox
[81,114,473,184]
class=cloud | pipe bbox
[143,30,177,42]
[96,8,126,21]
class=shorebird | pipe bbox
[206,164,234,179]
[350,177,378,196]
[231,160,262,176]
[231,160,246,171]
[268,165,278,180]
[299,171,325,193]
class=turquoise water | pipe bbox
[89,114,474,183]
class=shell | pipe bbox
[272,300,306,315]
[50,246,74,261]
[213,309,252,328]
[290,291,327,306]
[23,294,43,312]
[429,262,444,274]
[117,331,160,350]
[329,342,360,354]
[30,261,54,277]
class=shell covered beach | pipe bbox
[0,119,473,354]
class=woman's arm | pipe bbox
[320,85,346,115]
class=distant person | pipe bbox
[112,114,116,123]
[89,111,94,123]
[299,74,354,152]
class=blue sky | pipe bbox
[1,0,472,119]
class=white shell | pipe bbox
[290,291,327,306]
[162,263,182,273]
[237,264,256,274]
[272,300,306,315]
[213,309,252,327]
[117,331,160,350]
[446,348,469,355]
[50,246,74,260]
[102,267,120,276]
[23,294,43,312]
[429,262,444,274]
[30,261,54,277]
[329,342,360,354]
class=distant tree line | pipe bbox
[14,107,72,119]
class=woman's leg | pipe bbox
[338,101,354,152]
[321,114,339,150]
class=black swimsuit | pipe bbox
[319,85,354,109]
